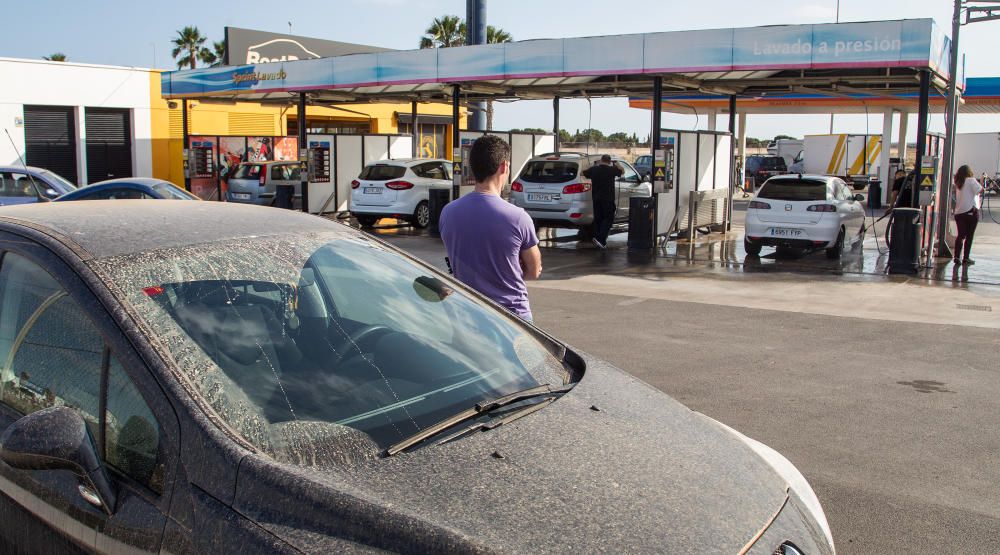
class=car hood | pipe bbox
[233,353,829,553]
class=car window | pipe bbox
[151,183,199,200]
[619,163,639,183]
[762,157,787,170]
[0,252,164,491]
[518,161,579,183]
[757,180,828,201]
[232,164,263,180]
[418,162,447,181]
[0,172,39,198]
[635,156,651,165]
[442,162,453,180]
[40,170,77,192]
[76,189,152,201]
[99,234,572,461]
[359,164,406,181]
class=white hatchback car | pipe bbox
[744,174,866,258]
[509,153,651,229]
[350,159,453,228]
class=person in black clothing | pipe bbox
[582,154,623,249]
[888,169,910,209]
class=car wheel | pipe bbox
[412,201,431,229]
[356,215,378,228]
[744,237,762,256]
[826,228,845,259]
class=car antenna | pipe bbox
[4,128,44,194]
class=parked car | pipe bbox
[745,155,789,189]
[633,154,653,180]
[349,158,453,228]
[227,161,302,208]
[509,153,651,229]
[54,178,199,201]
[745,174,866,258]
[0,165,77,205]
[0,201,833,554]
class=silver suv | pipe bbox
[509,153,651,228]
[227,161,303,208]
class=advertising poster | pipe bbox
[218,137,247,198]
[274,137,299,161]
[308,140,332,183]
[247,137,273,162]
[189,136,217,200]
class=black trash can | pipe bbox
[428,188,450,236]
[867,180,882,210]
[627,196,655,250]
[888,207,920,274]
[274,184,294,209]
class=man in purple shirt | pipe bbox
[440,135,542,320]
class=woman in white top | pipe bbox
[953,165,983,265]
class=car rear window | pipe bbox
[519,161,578,183]
[232,164,263,180]
[760,158,786,170]
[758,180,828,201]
[360,164,406,181]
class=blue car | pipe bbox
[0,165,77,206]
[54,178,200,202]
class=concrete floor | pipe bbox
[356,199,1000,554]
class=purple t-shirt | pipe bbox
[440,192,539,319]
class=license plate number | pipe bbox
[232,193,251,200]
[527,193,554,202]
[769,228,803,237]
[363,188,382,194]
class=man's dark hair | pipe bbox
[469,135,511,182]
[601,154,612,163]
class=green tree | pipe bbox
[607,132,637,146]
[574,128,605,144]
[200,41,227,67]
[43,53,67,62]
[419,16,466,49]
[171,26,208,70]
[558,129,572,143]
[510,128,549,134]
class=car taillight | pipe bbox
[385,180,414,190]
[351,180,360,189]
[511,181,523,192]
[562,182,591,194]
[143,286,164,297]
[807,204,837,212]
[748,200,771,209]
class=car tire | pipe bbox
[356,215,378,228]
[851,225,865,252]
[744,237,762,256]
[826,228,844,259]
[412,201,430,229]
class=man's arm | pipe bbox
[520,245,542,280]
[613,161,624,176]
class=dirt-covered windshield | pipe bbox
[93,232,570,466]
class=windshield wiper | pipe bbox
[385,383,572,456]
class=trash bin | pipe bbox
[428,188,450,236]
[274,184,294,209]
[627,196,655,250]
[867,180,882,210]
[888,207,920,274]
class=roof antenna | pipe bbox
[4,128,44,194]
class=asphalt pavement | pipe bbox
[364,207,1000,554]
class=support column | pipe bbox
[411,101,419,158]
[879,109,893,207]
[706,109,717,131]
[649,76,663,248]
[298,93,309,212]
[937,0,963,257]
[553,96,560,153]
[738,113,747,186]
[894,111,909,205]
[913,71,930,209]
[452,85,461,201]
[182,100,190,192]
[727,95,737,232]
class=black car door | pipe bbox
[0,237,179,554]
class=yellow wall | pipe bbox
[148,72,466,182]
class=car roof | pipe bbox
[364,158,449,167]
[764,174,833,183]
[239,160,296,165]
[0,202,349,260]
[84,177,173,188]
[0,165,50,174]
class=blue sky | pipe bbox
[4,0,1000,140]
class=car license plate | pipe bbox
[363,188,382,194]
[527,193,554,202]
[769,228,803,237]
[232,193,251,200]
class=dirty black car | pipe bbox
[0,202,834,553]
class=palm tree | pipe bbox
[171,26,207,69]
[43,53,67,62]
[200,41,227,67]
[485,25,513,130]
[419,16,466,49]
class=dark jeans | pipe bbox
[592,199,616,244]
[954,208,979,260]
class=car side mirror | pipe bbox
[0,406,116,514]
[854,194,865,202]
[43,188,60,199]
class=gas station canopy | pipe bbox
[161,19,953,106]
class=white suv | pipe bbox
[350,159,453,228]
[509,153,651,228]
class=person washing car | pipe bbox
[440,135,542,321]
[582,155,623,249]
